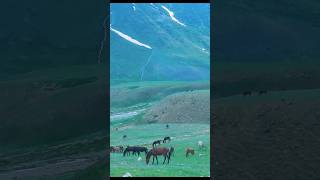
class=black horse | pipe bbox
[258,90,267,95]
[163,136,171,143]
[152,140,162,148]
[123,146,148,156]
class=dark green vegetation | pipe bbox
[0,0,108,179]
[213,0,320,179]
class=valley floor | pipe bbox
[110,81,211,177]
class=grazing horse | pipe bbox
[186,148,195,157]
[110,145,123,153]
[123,135,127,139]
[258,90,267,95]
[146,147,173,165]
[198,141,205,150]
[243,91,252,96]
[152,140,162,148]
[163,136,171,143]
[123,146,148,156]
[110,146,115,153]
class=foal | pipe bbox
[186,148,195,157]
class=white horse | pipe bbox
[198,141,205,150]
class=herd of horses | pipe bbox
[243,90,267,96]
[110,136,206,165]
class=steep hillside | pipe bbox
[110,3,210,82]
[143,90,210,124]
[213,1,320,179]
[213,89,320,179]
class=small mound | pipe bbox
[142,90,210,124]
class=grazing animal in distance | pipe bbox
[110,146,115,153]
[118,146,124,152]
[110,145,123,153]
[123,135,127,139]
[146,147,173,165]
[198,141,205,150]
[258,90,267,95]
[243,91,252,96]
[152,140,162,148]
[186,148,195,157]
[123,146,148,157]
[166,124,169,129]
[163,136,171,143]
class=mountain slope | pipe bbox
[110,3,210,83]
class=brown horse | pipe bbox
[110,146,124,153]
[186,148,195,157]
[146,147,173,165]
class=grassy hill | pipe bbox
[213,88,320,179]
[0,65,107,147]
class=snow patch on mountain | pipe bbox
[161,5,186,27]
[110,25,152,49]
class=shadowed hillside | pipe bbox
[0,0,108,179]
[213,0,320,179]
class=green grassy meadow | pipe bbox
[110,81,210,177]
[110,123,210,177]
